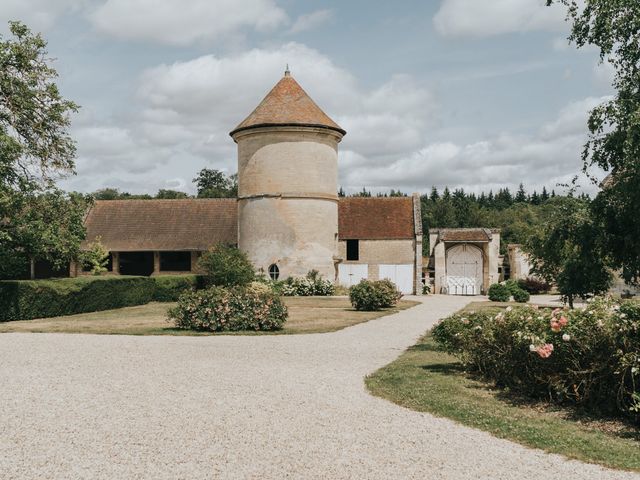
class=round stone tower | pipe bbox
[230,69,346,281]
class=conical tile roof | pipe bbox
[230,71,345,137]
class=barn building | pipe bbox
[77,70,424,294]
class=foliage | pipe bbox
[192,168,237,198]
[152,274,204,302]
[548,0,640,284]
[488,283,510,302]
[80,236,109,275]
[526,196,612,307]
[504,279,520,296]
[0,22,86,279]
[0,191,90,279]
[517,277,551,295]
[168,286,287,332]
[155,189,189,199]
[349,279,402,311]
[512,287,530,303]
[280,270,335,296]
[432,297,640,422]
[197,244,255,287]
[0,21,78,192]
[0,276,156,321]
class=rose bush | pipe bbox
[432,297,640,422]
[279,270,335,296]
[168,285,287,332]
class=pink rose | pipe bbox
[550,320,561,332]
[536,343,554,358]
[558,316,568,327]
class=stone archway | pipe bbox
[445,244,483,295]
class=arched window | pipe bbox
[268,264,280,280]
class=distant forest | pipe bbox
[91,168,584,255]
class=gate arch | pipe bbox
[445,244,483,295]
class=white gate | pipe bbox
[445,244,483,295]
[338,264,368,288]
[379,264,414,294]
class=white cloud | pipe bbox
[63,42,435,194]
[0,0,87,31]
[89,0,288,45]
[433,0,567,37]
[339,96,608,195]
[289,9,333,34]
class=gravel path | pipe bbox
[1,295,637,480]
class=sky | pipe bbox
[0,0,614,196]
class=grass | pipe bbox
[0,296,419,336]
[366,334,640,472]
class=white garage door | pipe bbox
[379,264,414,294]
[338,264,368,288]
[445,244,482,295]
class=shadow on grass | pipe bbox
[420,362,465,375]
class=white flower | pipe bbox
[506,306,513,312]
[562,334,571,342]
[529,344,537,352]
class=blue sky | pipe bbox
[1,0,613,195]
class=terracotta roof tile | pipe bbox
[230,73,345,137]
[338,197,415,240]
[83,199,237,251]
[435,228,492,242]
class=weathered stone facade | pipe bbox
[233,127,343,280]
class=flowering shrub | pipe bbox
[349,279,402,311]
[280,270,335,296]
[488,283,510,302]
[432,297,640,422]
[168,286,287,332]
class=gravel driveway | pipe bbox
[1,295,637,480]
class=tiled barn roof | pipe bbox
[432,228,493,242]
[230,72,345,137]
[338,197,416,240]
[83,199,238,251]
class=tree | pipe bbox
[81,236,109,275]
[193,168,237,198]
[549,0,640,283]
[156,189,189,199]
[197,244,255,286]
[515,183,527,203]
[0,22,83,278]
[526,197,612,307]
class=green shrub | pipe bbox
[168,285,287,332]
[152,275,204,302]
[512,287,530,303]
[349,279,401,311]
[280,270,335,296]
[488,283,511,302]
[504,279,520,296]
[0,276,156,321]
[197,244,255,287]
[432,297,640,422]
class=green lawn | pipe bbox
[366,333,640,472]
[0,297,419,335]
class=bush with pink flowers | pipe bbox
[432,297,640,422]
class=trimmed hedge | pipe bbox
[0,274,206,321]
[152,274,204,301]
[0,276,155,321]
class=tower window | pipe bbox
[268,264,280,280]
[346,239,359,261]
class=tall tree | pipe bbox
[193,168,237,198]
[549,0,640,283]
[0,22,84,279]
[526,197,612,307]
